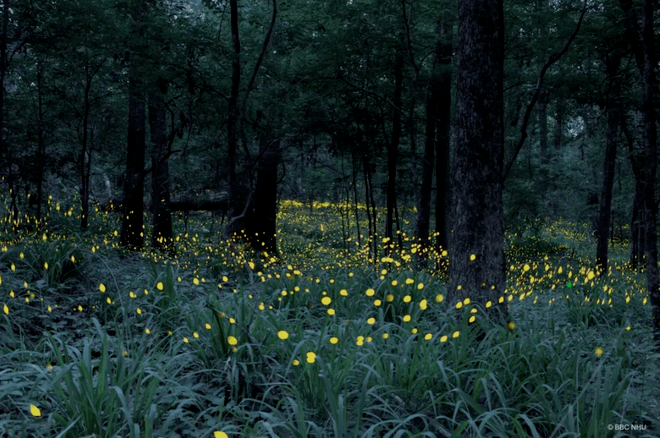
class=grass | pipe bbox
[0,199,658,437]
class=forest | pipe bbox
[0,0,659,436]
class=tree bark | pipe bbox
[595,54,620,275]
[450,0,506,318]
[149,89,173,252]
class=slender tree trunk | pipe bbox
[631,181,645,271]
[639,0,659,343]
[149,90,173,252]
[618,0,659,341]
[364,151,378,263]
[80,78,92,231]
[450,0,506,319]
[417,22,451,265]
[622,114,645,271]
[227,0,241,229]
[352,152,361,246]
[120,75,146,250]
[595,54,621,275]
[415,69,437,261]
[36,61,45,224]
[386,53,403,252]
[435,23,452,256]
[363,156,373,260]
[0,0,8,163]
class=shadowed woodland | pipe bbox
[0,0,659,436]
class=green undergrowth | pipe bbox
[0,202,658,437]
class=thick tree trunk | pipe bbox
[120,75,146,250]
[450,0,506,318]
[149,90,173,252]
[386,53,403,251]
[595,55,621,275]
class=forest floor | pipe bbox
[0,200,659,438]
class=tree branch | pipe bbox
[239,0,277,160]
[502,4,587,183]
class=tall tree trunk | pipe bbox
[363,155,373,260]
[639,0,659,343]
[80,78,92,231]
[120,1,147,250]
[417,21,452,264]
[0,0,8,163]
[227,0,241,230]
[120,75,146,250]
[435,23,452,256]
[36,61,45,224]
[618,0,659,342]
[149,89,173,252]
[363,151,378,263]
[622,113,645,271]
[415,66,437,261]
[595,54,621,275]
[386,53,403,252]
[450,0,506,319]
